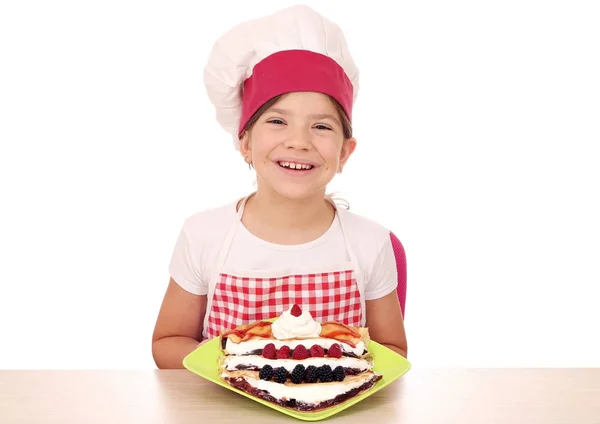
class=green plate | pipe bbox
[183,336,411,421]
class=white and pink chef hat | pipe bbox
[203,4,360,149]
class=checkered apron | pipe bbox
[204,197,364,339]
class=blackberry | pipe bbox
[332,366,345,382]
[290,364,305,384]
[273,367,288,384]
[259,364,274,381]
[304,365,319,383]
[318,365,333,383]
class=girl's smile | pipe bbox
[273,157,318,176]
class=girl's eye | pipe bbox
[268,119,285,125]
[315,124,332,131]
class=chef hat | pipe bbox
[203,4,360,149]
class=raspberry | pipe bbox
[318,365,333,383]
[262,343,276,359]
[273,367,288,384]
[309,344,325,358]
[292,345,309,360]
[332,365,345,382]
[327,343,342,358]
[304,365,319,383]
[259,365,274,381]
[276,345,291,359]
[291,304,302,317]
[290,364,305,384]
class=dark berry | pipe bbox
[309,344,325,358]
[290,364,305,384]
[304,365,318,383]
[327,343,342,358]
[332,366,345,382]
[259,365,274,381]
[273,367,288,384]
[277,345,291,359]
[318,365,333,383]
[292,345,309,360]
[291,304,302,317]
[262,343,276,359]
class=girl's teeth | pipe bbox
[279,161,313,170]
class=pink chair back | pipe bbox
[389,231,407,318]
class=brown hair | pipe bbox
[240,93,353,139]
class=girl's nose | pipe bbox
[284,127,312,149]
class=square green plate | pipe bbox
[182,337,411,421]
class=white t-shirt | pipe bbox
[168,197,405,305]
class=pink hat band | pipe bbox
[238,49,354,138]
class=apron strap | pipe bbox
[214,193,251,271]
[326,196,366,325]
[203,193,252,337]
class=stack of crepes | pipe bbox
[218,304,381,412]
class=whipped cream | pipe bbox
[241,374,378,405]
[271,305,321,340]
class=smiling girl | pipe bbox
[152,5,408,369]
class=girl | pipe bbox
[152,5,408,369]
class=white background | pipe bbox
[1,0,599,370]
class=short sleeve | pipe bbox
[168,221,207,295]
[364,231,406,302]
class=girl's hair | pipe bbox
[241,93,352,210]
[240,93,353,139]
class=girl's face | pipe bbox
[239,92,356,201]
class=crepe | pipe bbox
[216,305,381,412]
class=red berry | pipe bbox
[276,345,291,359]
[290,304,302,317]
[292,345,309,360]
[309,344,325,358]
[328,343,342,358]
[262,343,276,359]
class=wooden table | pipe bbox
[1,369,599,423]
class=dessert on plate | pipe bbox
[217,304,382,412]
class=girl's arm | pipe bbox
[152,278,207,369]
[365,291,408,357]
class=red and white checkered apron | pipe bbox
[206,269,363,339]
[204,196,364,339]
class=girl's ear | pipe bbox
[239,131,252,164]
[339,137,357,171]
